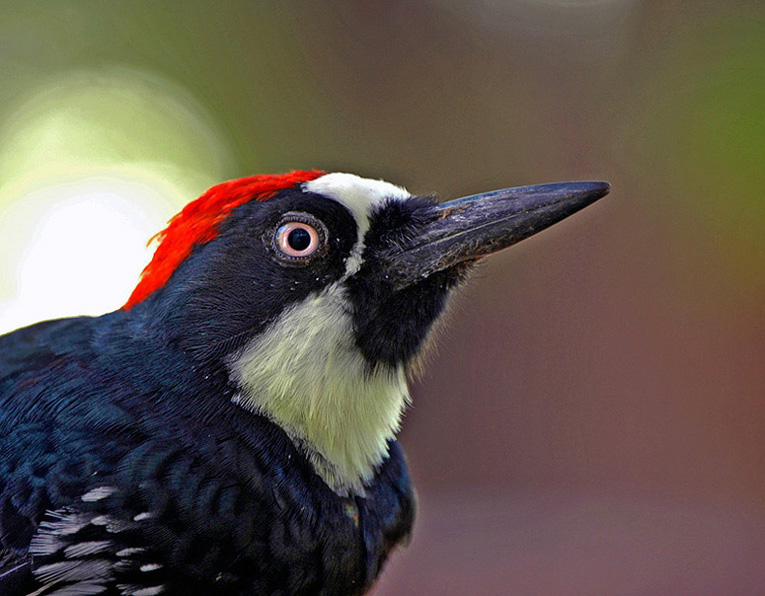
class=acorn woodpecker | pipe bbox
[0,171,609,595]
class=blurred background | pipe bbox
[0,1,762,594]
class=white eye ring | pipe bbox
[276,221,321,258]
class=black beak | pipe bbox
[382,181,610,289]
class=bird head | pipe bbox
[123,171,609,494]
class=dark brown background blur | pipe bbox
[0,2,763,594]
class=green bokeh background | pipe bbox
[0,2,763,594]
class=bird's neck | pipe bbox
[228,284,409,495]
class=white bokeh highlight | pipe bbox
[0,176,182,333]
[0,68,234,334]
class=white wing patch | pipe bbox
[33,559,112,583]
[27,498,164,596]
[80,487,119,503]
[304,173,411,275]
[27,507,116,596]
[28,582,109,595]
[117,586,164,596]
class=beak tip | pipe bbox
[593,180,611,196]
[576,180,611,199]
[565,180,610,210]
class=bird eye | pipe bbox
[277,222,319,257]
[271,212,328,264]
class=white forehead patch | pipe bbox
[304,173,411,275]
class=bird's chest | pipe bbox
[247,489,366,594]
[223,469,408,596]
[147,433,414,596]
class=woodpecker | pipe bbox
[0,171,609,595]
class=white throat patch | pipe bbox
[305,173,410,275]
[228,283,410,495]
